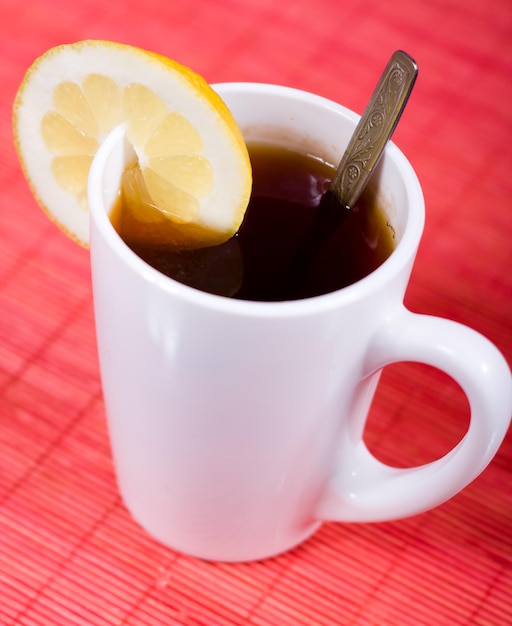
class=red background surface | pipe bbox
[1,0,511,624]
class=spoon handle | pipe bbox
[330,50,418,209]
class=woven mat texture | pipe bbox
[0,0,511,624]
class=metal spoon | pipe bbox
[328,49,418,211]
[285,50,418,298]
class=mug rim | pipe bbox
[88,82,425,318]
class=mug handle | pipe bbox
[316,306,512,521]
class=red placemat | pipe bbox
[1,0,511,624]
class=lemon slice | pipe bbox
[13,40,252,248]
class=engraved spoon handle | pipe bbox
[330,50,418,210]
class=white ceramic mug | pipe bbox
[88,83,512,562]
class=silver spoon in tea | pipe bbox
[286,50,418,297]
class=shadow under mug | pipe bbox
[88,83,512,562]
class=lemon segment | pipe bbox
[41,111,98,155]
[81,74,123,135]
[123,83,168,148]
[148,155,212,196]
[13,40,252,248]
[145,112,203,157]
[141,167,199,222]
[53,81,99,137]
[52,155,93,196]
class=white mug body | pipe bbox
[88,84,511,562]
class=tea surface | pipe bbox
[112,143,396,300]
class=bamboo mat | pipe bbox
[1,0,511,624]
